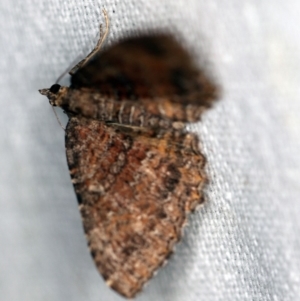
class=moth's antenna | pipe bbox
[55,67,69,85]
[51,106,65,131]
[55,53,87,84]
[51,9,109,129]
[81,8,109,67]
[69,9,110,75]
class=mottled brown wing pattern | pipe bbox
[65,116,207,298]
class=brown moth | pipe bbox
[39,10,218,298]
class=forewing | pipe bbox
[71,35,217,108]
[65,116,207,298]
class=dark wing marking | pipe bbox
[71,35,217,108]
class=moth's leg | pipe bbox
[69,9,109,75]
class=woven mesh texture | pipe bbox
[1,1,300,300]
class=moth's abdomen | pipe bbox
[61,88,206,128]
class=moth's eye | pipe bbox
[49,84,61,94]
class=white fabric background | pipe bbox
[1,1,300,300]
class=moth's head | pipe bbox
[39,84,68,107]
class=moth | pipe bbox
[39,10,218,298]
